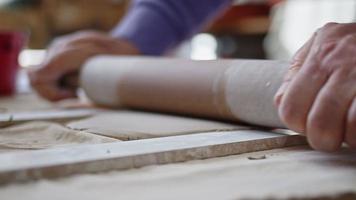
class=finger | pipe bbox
[278,46,330,134]
[29,68,76,100]
[346,97,356,149]
[306,69,356,151]
[46,31,110,59]
[65,31,112,48]
[274,33,316,106]
[108,39,140,55]
[317,23,356,43]
[43,43,110,77]
[274,64,301,106]
[35,83,76,101]
[31,44,109,101]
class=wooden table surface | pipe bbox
[0,55,355,200]
[0,92,355,200]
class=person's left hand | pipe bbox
[29,31,139,101]
[274,22,356,152]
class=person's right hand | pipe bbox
[29,31,139,101]
[274,22,356,151]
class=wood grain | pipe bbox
[0,130,306,185]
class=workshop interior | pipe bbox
[0,0,355,199]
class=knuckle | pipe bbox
[340,34,356,44]
[320,41,336,53]
[308,64,330,81]
[319,56,334,71]
[289,57,303,69]
[304,45,335,75]
[283,67,299,83]
[322,22,339,29]
[317,41,337,60]
[315,22,338,35]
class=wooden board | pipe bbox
[0,130,306,185]
[0,109,99,127]
[1,146,355,200]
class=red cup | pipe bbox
[0,31,27,96]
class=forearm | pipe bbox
[112,0,230,55]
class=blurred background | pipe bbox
[0,0,355,66]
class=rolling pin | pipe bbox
[79,56,289,128]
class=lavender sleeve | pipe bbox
[111,0,230,55]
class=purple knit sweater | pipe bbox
[112,0,230,55]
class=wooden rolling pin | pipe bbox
[80,56,289,128]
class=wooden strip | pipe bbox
[0,130,306,185]
[0,109,99,127]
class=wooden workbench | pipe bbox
[2,146,356,200]
[0,91,355,200]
